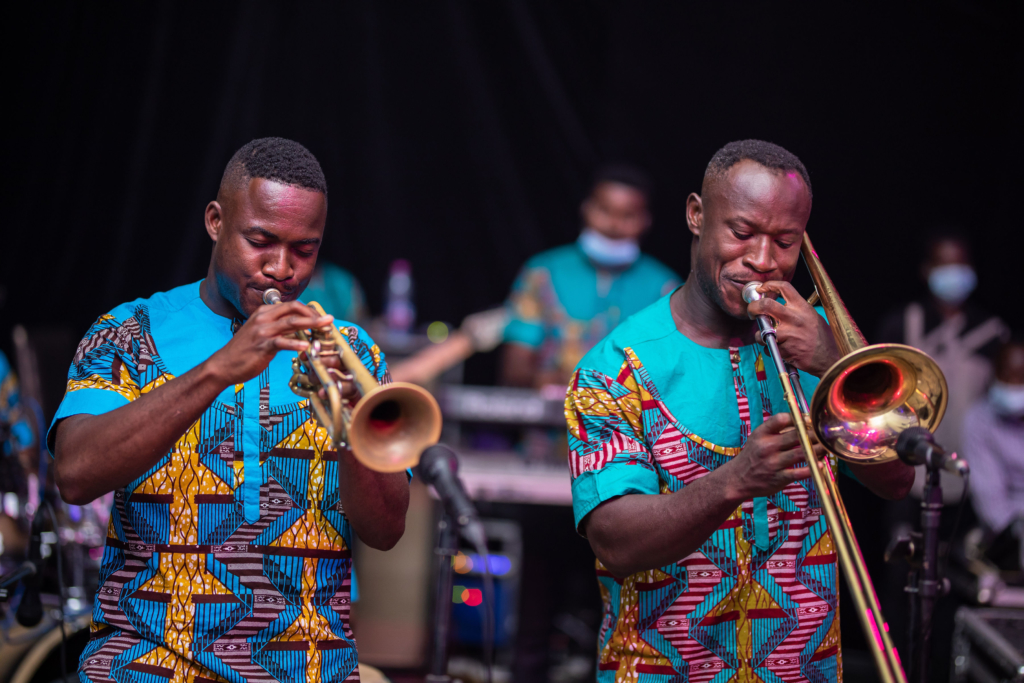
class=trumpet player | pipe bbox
[566,140,914,682]
[48,137,409,683]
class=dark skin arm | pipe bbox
[499,342,539,388]
[747,280,915,500]
[54,300,409,550]
[584,413,823,579]
[500,342,574,389]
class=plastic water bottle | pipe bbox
[385,259,415,334]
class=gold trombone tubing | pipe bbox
[752,233,919,683]
[776,371,905,683]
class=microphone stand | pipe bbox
[0,562,37,601]
[910,462,944,683]
[426,512,458,683]
[888,435,951,683]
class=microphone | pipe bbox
[742,282,777,341]
[15,510,46,627]
[418,445,486,549]
[896,427,969,477]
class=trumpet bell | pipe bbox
[347,381,443,473]
[811,343,948,464]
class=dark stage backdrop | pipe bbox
[4,1,1021,348]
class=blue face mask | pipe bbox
[927,264,977,305]
[990,381,1024,418]
[578,228,640,268]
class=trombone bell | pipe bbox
[812,344,947,464]
[800,234,948,465]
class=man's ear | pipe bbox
[204,201,223,242]
[685,193,703,237]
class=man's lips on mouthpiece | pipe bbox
[252,285,295,301]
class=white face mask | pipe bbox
[927,264,977,305]
[578,228,640,268]
[990,381,1024,418]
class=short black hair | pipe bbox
[923,227,972,261]
[220,137,327,197]
[704,139,811,199]
[592,163,653,199]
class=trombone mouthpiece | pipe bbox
[263,288,283,305]
[742,282,764,304]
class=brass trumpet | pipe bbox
[743,234,948,683]
[263,288,442,472]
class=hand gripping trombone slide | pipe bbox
[262,288,442,472]
[742,234,948,683]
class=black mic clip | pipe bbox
[896,427,969,478]
[417,445,487,549]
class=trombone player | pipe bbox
[567,140,914,681]
[48,137,410,683]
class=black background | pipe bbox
[3,2,1021,350]
[2,1,1022,673]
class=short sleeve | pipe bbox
[503,265,549,349]
[565,364,660,532]
[47,313,146,454]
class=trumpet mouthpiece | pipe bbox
[742,282,764,304]
[263,288,283,305]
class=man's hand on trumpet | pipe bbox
[295,321,361,404]
[206,300,333,386]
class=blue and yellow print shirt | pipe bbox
[566,292,846,682]
[48,281,386,683]
[505,241,679,380]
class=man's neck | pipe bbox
[199,265,241,320]
[670,281,757,349]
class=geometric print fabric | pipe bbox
[566,345,843,683]
[51,283,387,683]
[503,242,680,380]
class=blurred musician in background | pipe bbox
[0,350,34,463]
[566,140,913,680]
[302,260,367,325]
[501,165,680,392]
[47,137,408,683]
[0,349,33,557]
[497,165,679,679]
[963,338,1024,565]
[877,231,1008,500]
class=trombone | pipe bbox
[743,234,947,683]
[263,288,442,472]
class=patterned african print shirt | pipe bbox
[566,293,844,682]
[505,241,679,381]
[47,281,388,683]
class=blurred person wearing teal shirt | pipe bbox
[300,261,367,324]
[501,165,680,390]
